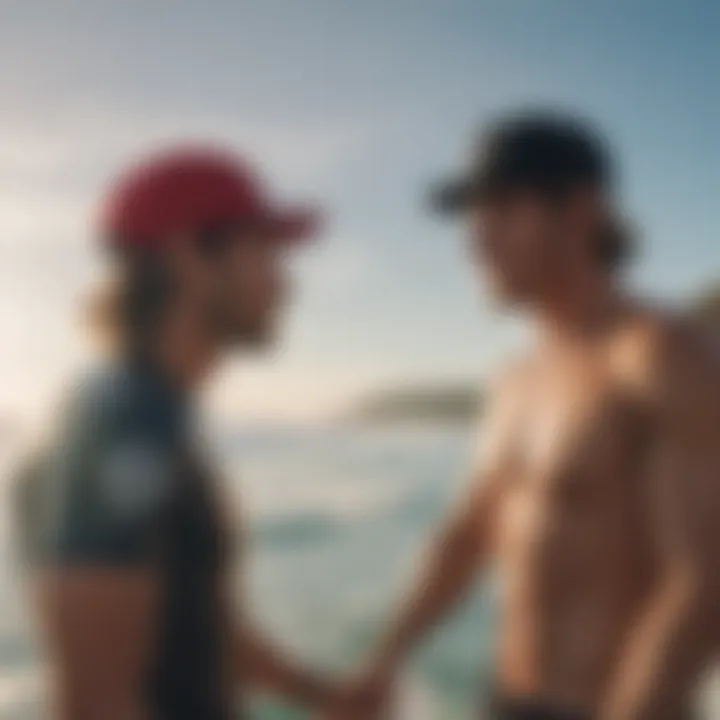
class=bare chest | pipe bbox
[499,369,647,552]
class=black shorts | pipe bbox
[487,695,590,720]
[487,693,697,720]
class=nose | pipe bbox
[471,219,497,261]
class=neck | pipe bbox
[135,310,219,393]
[534,266,623,344]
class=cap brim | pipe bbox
[427,176,489,216]
[258,205,324,244]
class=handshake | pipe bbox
[315,659,399,720]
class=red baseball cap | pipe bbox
[98,145,323,249]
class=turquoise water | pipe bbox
[0,425,497,718]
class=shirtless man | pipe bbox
[339,112,720,719]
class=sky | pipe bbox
[0,0,718,424]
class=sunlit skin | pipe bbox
[121,228,298,398]
[467,186,607,306]
[167,229,291,349]
[88,231,291,370]
[328,187,720,719]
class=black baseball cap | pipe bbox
[429,111,614,215]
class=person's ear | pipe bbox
[565,186,603,245]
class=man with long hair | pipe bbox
[342,111,720,720]
[15,146,343,719]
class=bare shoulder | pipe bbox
[486,353,537,410]
[472,354,534,480]
[611,305,720,428]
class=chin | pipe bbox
[485,276,515,304]
[485,272,532,304]
[230,321,279,350]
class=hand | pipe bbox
[318,692,387,720]
[318,664,395,719]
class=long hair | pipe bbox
[86,248,176,357]
[597,213,636,272]
[86,226,235,355]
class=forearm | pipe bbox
[241,628,331,708]
[62,706,150,720]
[601,576,715,720]
[373,523,485,669]
[56,688,151,720]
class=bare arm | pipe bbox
[230,514,333,709]
[601,326,720,720]
[16,376,186,720]
[239,625,333,708]
[38,569,160,720]
[369,469,504,673]
[321,464,508,720]
[367,379,518,673]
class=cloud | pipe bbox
[0,101,374,423]
[0,104,366,250]
[0,104,365,187]
[0,191,92,247]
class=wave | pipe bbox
[252,514,343,548]
[393,672,441,719]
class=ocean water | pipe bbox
[0,424,497,719]
[0,425,717,719]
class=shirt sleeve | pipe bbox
[40,379,180,567]
[11,449,49,566]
